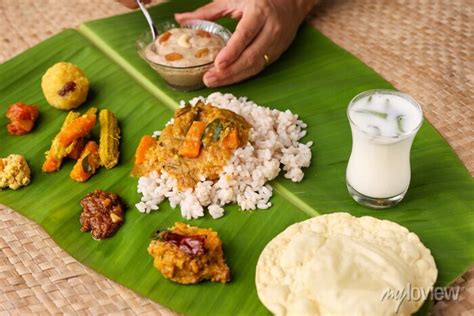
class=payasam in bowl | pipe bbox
[137,20,231,91]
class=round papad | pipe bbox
[256,213,437,316]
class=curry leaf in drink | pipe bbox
[354,109,388,119]
[396,115,406,133]
[367,124,382,136]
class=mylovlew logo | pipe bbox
[381,283,462,313]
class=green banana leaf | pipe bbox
[1,0,472,315]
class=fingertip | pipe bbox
[174,13,188,23]
[203,68,220,87]
[203,75,217,88]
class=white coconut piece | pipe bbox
[256,213,437,316]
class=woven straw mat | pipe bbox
[0,0,472,314]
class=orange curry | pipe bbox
[133,101,251,189]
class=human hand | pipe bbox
[175,0,317,87]
[117,0,151,9]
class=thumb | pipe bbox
[175,2,226,23]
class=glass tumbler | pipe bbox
[346,90,423,209]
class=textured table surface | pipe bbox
[0,0,472,314]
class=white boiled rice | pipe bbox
[135,93,312,219]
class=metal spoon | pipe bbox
[136,0,157,40]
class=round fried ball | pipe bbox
[41,62,89,110]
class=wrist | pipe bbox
[271,0,319,22]
[296,0,319,19]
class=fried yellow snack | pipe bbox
[57,110,96,147]
[42,111,80,172]
[70,141,100,182]
[42,108,97,173]
[99,109,120,169]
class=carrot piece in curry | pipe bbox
[135,135,155,166]
[179,121,206,158]
[223,129,240,150]
[70,141,100,182]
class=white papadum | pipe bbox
[256,213,437,316]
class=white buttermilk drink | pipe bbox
[346,90,423,207]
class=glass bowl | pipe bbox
[137,19,232,91]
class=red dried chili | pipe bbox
[161,231,207,256]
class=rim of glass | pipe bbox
[137,19,232,70]
[347,89,423,139]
